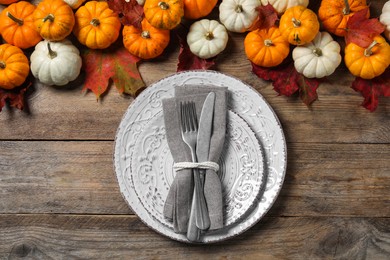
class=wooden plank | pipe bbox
[0,62,388,143]
[0,214,389,259]
[0,141,388,217]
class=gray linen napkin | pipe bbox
[162,85,227,233]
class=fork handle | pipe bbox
[190,152,211,231]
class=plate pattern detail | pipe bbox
[114,71,287,243]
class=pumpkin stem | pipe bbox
[90,18,100,27]
[0,61,5,69]
[343,0,350,15]
[43,14,55,22]
[235,5,243,13]
[205,32,214,40]
[364,40,378,57]
[47,42,57,59]
[264,39,273,47]
[292,17,301,28]
[158,1,169,10]
[7,11,23,26]
[313,48,322,57]
[141,30,150,39]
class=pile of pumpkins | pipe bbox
[237,0,390,80]
[0,0,390,91]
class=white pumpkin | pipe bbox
[260,0,309,15]
[30,39,82,86]
[219,0,261,33]
[187,19,229,59]
[63,0,86,9]
[136,0,145,5]
[292,31,342,78]
[380,1,390,41]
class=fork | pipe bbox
[180,101,210,239]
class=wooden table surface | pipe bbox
[1,1,389,259]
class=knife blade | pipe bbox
[196,92,216,162]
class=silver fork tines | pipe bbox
[180,101,211,241]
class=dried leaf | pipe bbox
[177,35,216,72]
[251,4,279,30]
[351,68,390,112]
[252,61,321,106]
[0,81,31,112]
[107,0,144,29]
[345,8,385,48]
[81,46,145,99]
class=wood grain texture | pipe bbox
[0,214,389,259]
[0,141,388,217]
[0,0,388,258]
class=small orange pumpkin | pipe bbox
[344,36,390,79]
[144,0,183,30]
[33,0,75,41]
[0,0,18,5]
[73,1,121,49]
[0,1,42,49]
[244,27,290,67]
[319,0,369,37]
[279,5,319,45]
[0,44,30,90]
[183,0,218,19]
[123,18,170,59]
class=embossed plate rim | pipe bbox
[114,70,287,243]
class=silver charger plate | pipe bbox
[114,70,287,243]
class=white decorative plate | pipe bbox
[114,71,287,243]
[130,110,264,228]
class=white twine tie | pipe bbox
[173,161,220,172]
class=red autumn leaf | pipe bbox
[177,35,216,72]
[251,4,279,30]
[252,61,321,106]
[351,68,390,112]
[81,46,145,99]
[107,0,144,29]
[0,81,31,112]
[345,8,385,48]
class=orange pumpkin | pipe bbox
[319,0,369,37]
[123,18,170,59]
[144,0,183,30]
[344,36,390,79]
[279,5,319,45]
[33,0,75,41]
[0,44,29,90]
[73,1,121,49]
[183,0,218,19]
[0,0,18,5]
[0,1,42,49]
[244,27,290,67]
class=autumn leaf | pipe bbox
[345,8,385,48]
[107,0,144,29]
[351,68,390,112]
[81,46,145,99]
[0,81,31,112]
[252,61,322,106]
[250,4,279,31]
[177,34,216,72]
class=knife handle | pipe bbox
[186,189,201,242]
[193,167,211,231]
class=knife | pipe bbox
[195,92,215,230]
[186,92,215,241]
